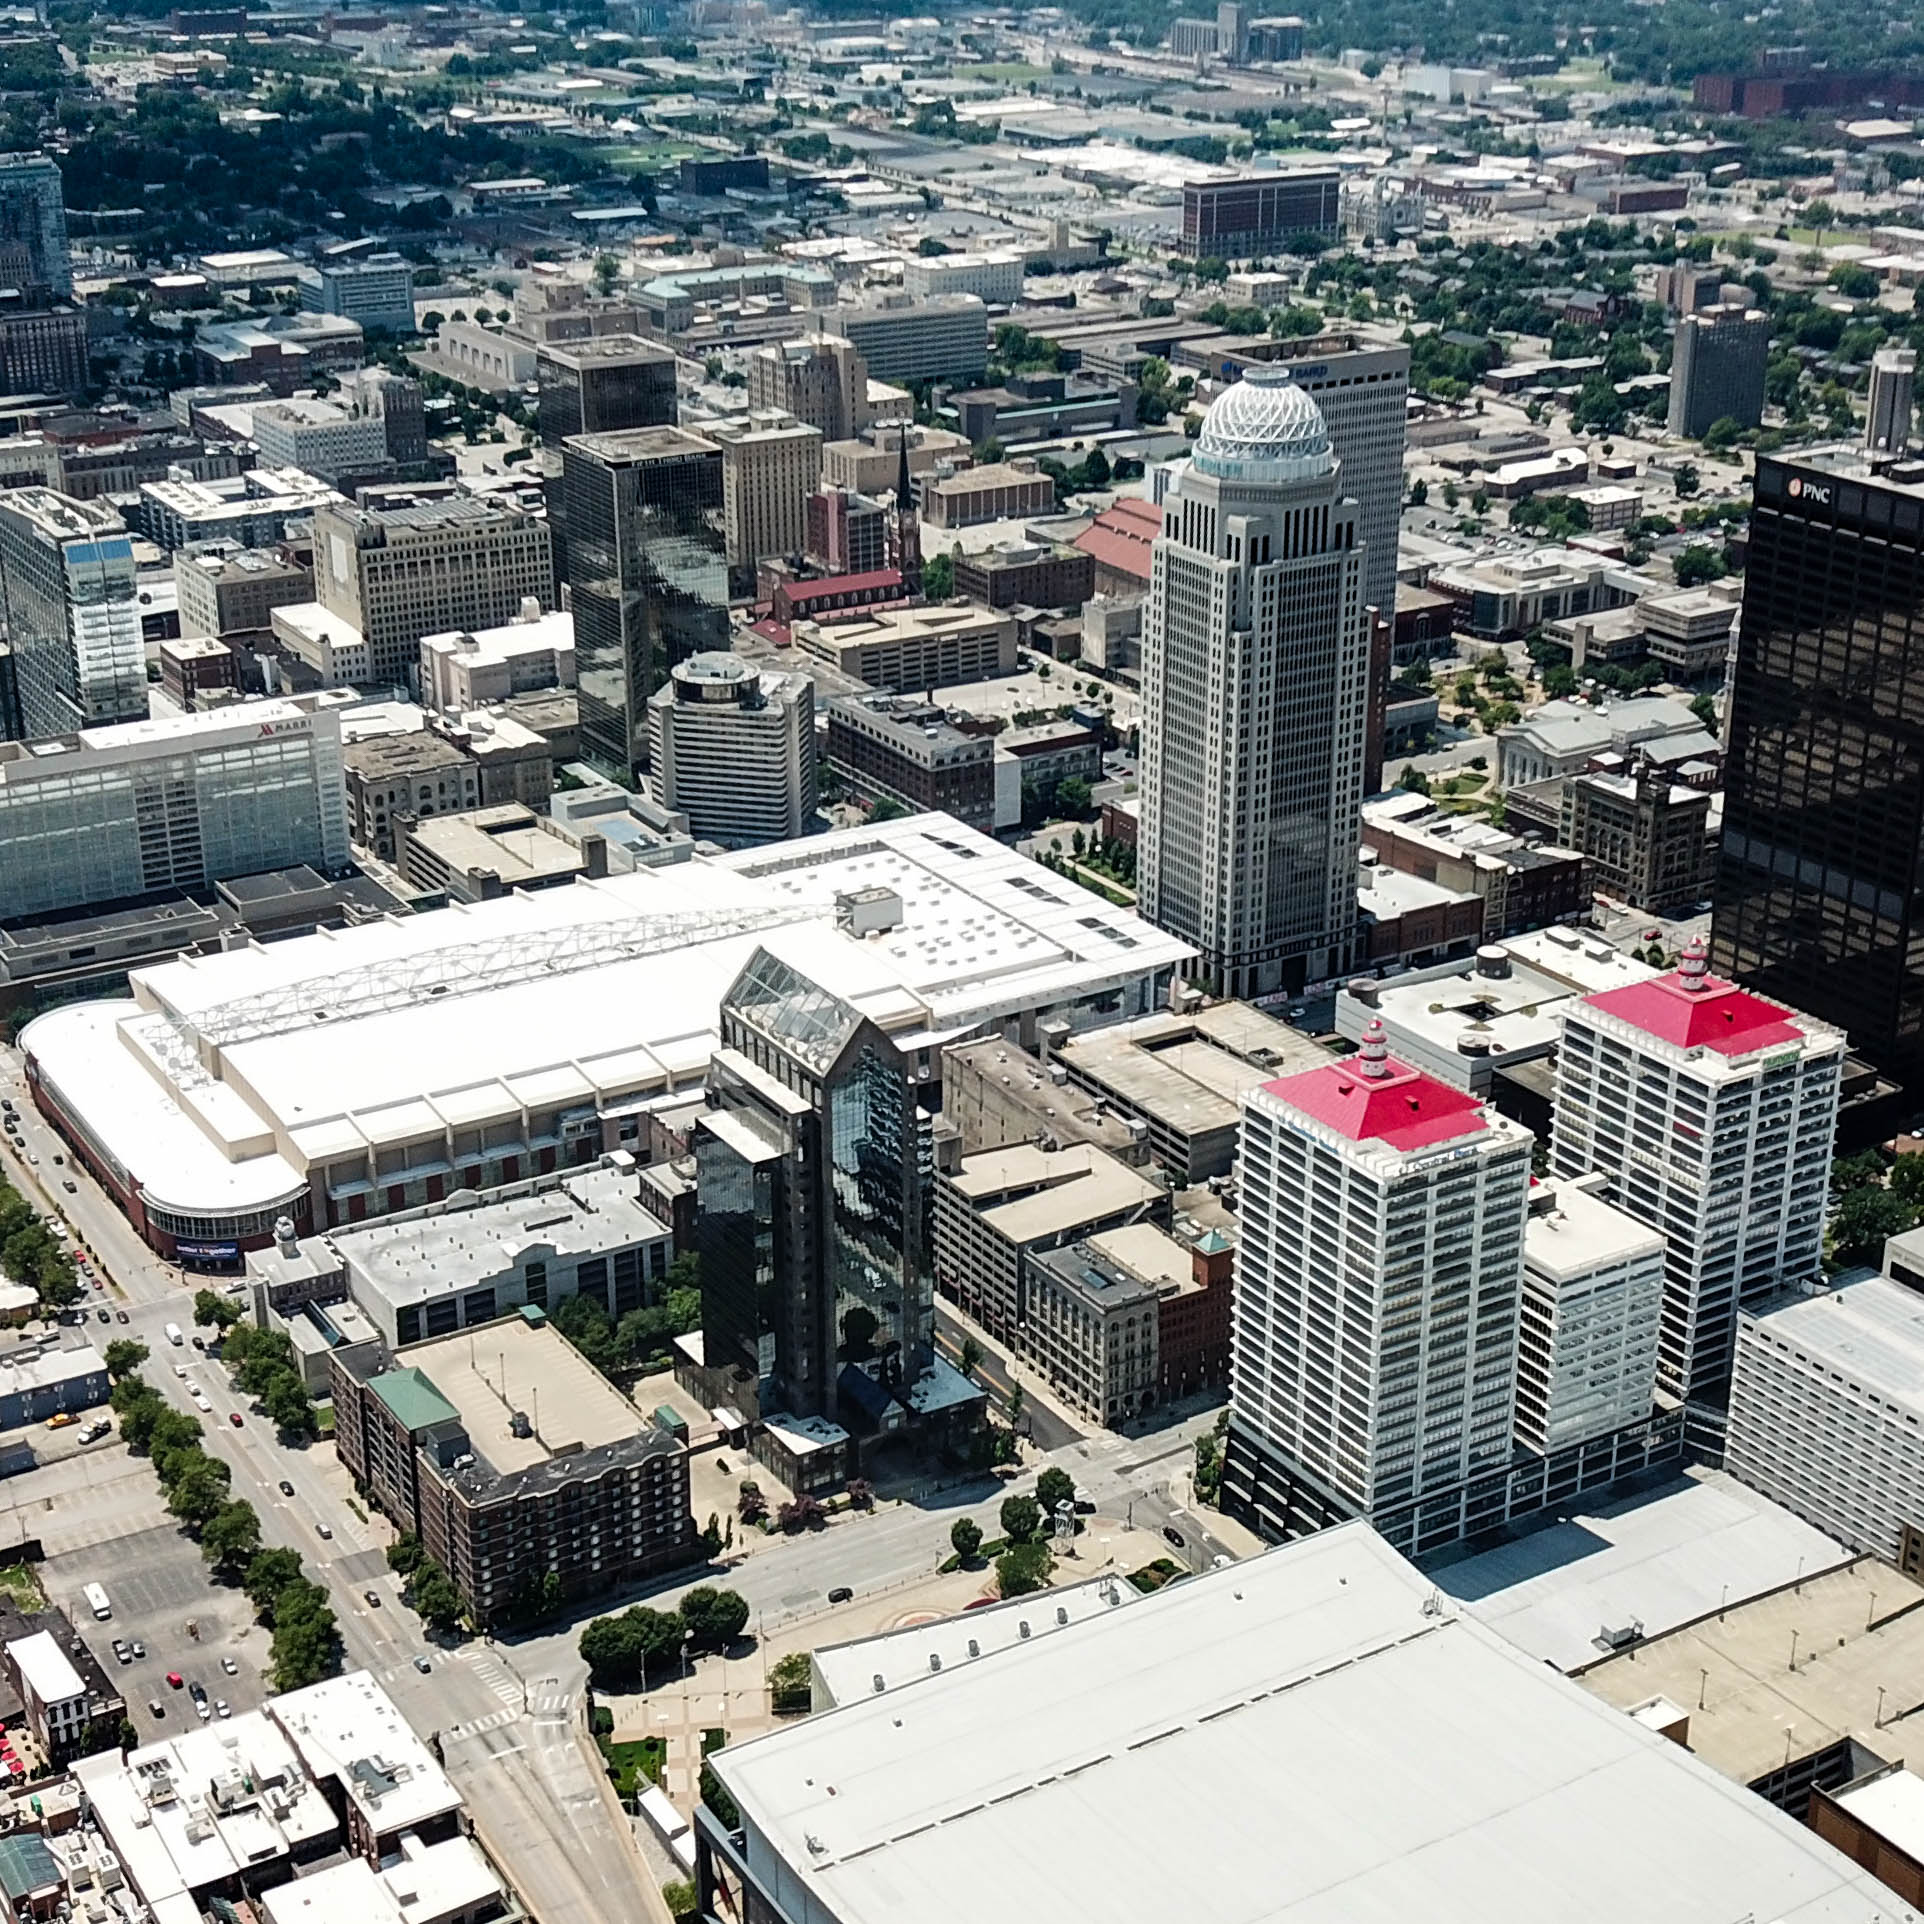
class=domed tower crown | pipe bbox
[1193,367,1334,482]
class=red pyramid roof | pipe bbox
[1582,971,1802,1057]
[1263,1055,1489,1153]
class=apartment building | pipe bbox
[1517,1176,1664,1456]
[790,603,1017,690]
[1726,1278,1924,1562]
[1225,1021,1534,1556]
[1550,937,1843,1402]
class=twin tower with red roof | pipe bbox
[1225,937,1844,1556]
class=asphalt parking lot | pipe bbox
[42,1519,273,1727]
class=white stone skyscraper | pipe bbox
[1138,368,1369,998]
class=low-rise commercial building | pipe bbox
[252,1162,674,1351]
[791,603,1017,690]
[1054,1002,1326,1186]
[331,1310,695,1624]
[1073,496,1162,596]
[922,462,1056,532]
[1639,586,1738,678]
[932,1140,1166,1347]
[341,729,480,862]
[154,634,237,713]
[419,609,574,717]
[1360,790,1589,938]
[824,693,996,833]
[194,313,366,395]
[272,602,373,688]
[2,1614,121,1762]
[1726,1276,1924,1564]
[396,802,601,902]
[1506,765,1716,913]
[1431,547,1646,643]
[952,542,1095,611]
[1335,928,1656,1099]
[174,545,314,645]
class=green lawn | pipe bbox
[1128,1557,1185,1594]
[601,1738,666,1801]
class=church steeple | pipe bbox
[894,422,921,589]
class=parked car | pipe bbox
[827,1586,852,1604]
[116,1310,128,1324]
[220,1656,237,1675]
[364,1590,381,1607]
[62,1180,75,1194]
[215,1700,230,1719]
[1163,1526,1186,1549]
[149,1699,164,1719]
[130,1640,145,1659]
[316,1523,332,1540]
[413,1656,432,1674]
[165,1672,183,1689]
[278,1480,294,1496]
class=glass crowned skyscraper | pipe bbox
[694,944,958,1450]
[1138,368,1371,997]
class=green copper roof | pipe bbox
[368,1365,459,1434]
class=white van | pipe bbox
[83,1583,110,1620]
[165,1323,183,1347]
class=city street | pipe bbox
[0,1046,658,1924]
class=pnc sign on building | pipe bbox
[1786,474,1833,508]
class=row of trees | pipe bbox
[106,1355,336,1689]
[0,1176,81,1312]
[578,1585,752,1688]
[386,1534,466,1635]
[203,1307,318,1437]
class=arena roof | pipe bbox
[22,815,1193,1228]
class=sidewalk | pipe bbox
[932,1294,1088,1447]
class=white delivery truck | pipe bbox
[165,1323,183,1346]
[83,1583,110,1620]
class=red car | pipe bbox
[166,1672,183,1689]
[228,1412,243,1427]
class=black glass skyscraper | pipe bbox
[692,947,938,1438]
[561,426,727,783]
[1712,452,1924,1068]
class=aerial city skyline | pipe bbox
[0,7,1919,1923]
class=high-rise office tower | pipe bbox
[539,335,680,599]
[694,943,936,1434]
[1667,305,1769,440]
[0,695,350,920]
[1265,334,1409,630]
[311,495,553,691]
[1866,347,1916,457]
[1551,936,1843,1404]
[646,653,814,847]
[1712,451,1924,1069]
[1138,368,1369,996]
[562,426,727,782]
[706,410,823,589]
[747,335,871,443]
[0,154,71,299]
[536,335,678,447]
[0,489,144,739]
[1224,1019,1533,1557]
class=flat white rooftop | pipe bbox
[714,1522,1910,1924]
[269,1671,462,1838]
[23,816,1190,1225]
[1742,1276,1924,1420]
[1434,1468,1852,1671]
[1525,1177,1663,1284]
